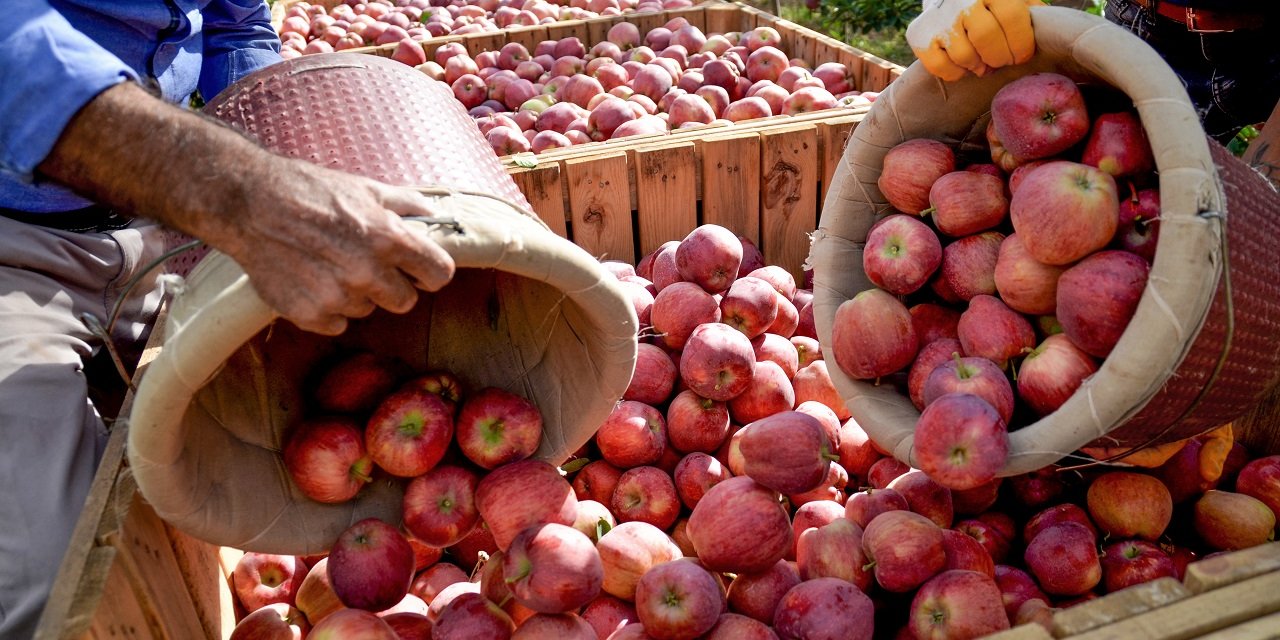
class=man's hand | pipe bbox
[38,81,455,335]
[907,0,1041,82]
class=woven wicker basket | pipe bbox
[126,54,638,554]
[810,7,1280,476]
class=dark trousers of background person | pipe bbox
[1105,0,1279,144]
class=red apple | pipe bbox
[686,476,792,574]
[633,560,724,639]
[792,335,822,368]
[867,457,910,489]
[650,281,721,350]
[312,351,401,414]
[308,608,399,639]
[887,470,954,528]
[910,303,961,346]
[752,332,800,379]
[913,393,1009,491]
[941,231,1005,302]
[676,224,742,294]
[503,523,604,613]
[403,464,480,548]
[597,521,684,601]
[596,400,666,469]
[665,389,731,454]
[703,613,778,640]
[1056,250,1148,357]
[573,460,624,504]
[862,510,946,593]
[863,214,943,295]
[909,570,1009,639]
[454,388,542,470]
[844,487,908,528]
[232,552,306,614]
[1017,333,1099,416]
[773,578,874,640]
[1100,539,1177,593]
[830,288,918,380]
[725,559,800,623]
[796,518,873,591]
[432,592,516,639]
[611,465,681,530]
[792,360,850,421]
[739,411,835,495]
[1087,471,1171,541]
[928,171,1009,237]
[719,276,779,338]
[230,602,311,640]
[878,138,955,215]
[624,343,678,407]
[328,518,415,612]
[674,452,733,510]
[283,417,373,504]
[956,294,1036,370]
[990,72,1090,161]
[728,360,795,426]
[956,518,1013,565]
[581,595,639,640]
[922,353,1015,424]
[1236,455,1280,519]
[1023,522,1102,596]
[365,387,454,478]
[1024,502,1098,543]
[1010,161,1119,265]
[476,459,577,551]
[680,322,756,401]
[994,233,1064,315]
[993,564,1049,620]
[1082,111,1154,178]
[940,528,995,578]
[907,338,963,411]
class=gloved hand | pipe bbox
[1081,424,1235,483]
[906,0,1041,82]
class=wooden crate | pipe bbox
[986,542,1280,640]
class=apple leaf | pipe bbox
[511,152,539,168]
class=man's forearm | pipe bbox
[36,81,272,251]
[1243,101,1280,190]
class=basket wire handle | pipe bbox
[1057,208,1235,472]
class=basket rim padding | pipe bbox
[126,190,639,552]
[811,6,1225,476]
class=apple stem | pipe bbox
[919,206,936,217]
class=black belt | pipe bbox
[0,206,132,233]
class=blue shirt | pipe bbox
[0,0,281,213]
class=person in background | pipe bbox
[0,3,456,638]
[905,0,1280,162]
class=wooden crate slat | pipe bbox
[105,494,209,640]
[981,624,1055,640]
[1051,577,1190,637]
[87,560,160,640]
[585,17,615,49]
[817,115,860,204]
[1191,611,1280,640]
[464,31,506,54]
[1066,570,1280,640]
[1184,542,1280,594]
[54,546,116,640]
[699,132,762,244]
[545,20,590,43]
[564,152,636,264]
[631,142,699,257]
[510,164,570,239]
[507,26,549,54]
[631,11,670,35]
[760,125,820,279]
[164,520,237,640]
[703,2,745,34]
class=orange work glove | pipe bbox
[906,0,1041,82]
[1081,424,1235,483]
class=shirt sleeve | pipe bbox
[198,0,283,102]
[0,0,138,181]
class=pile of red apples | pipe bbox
[411,19,876,156]
[276,0,671,58]
[829,72,1169,491]
[226,218,1279,640]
